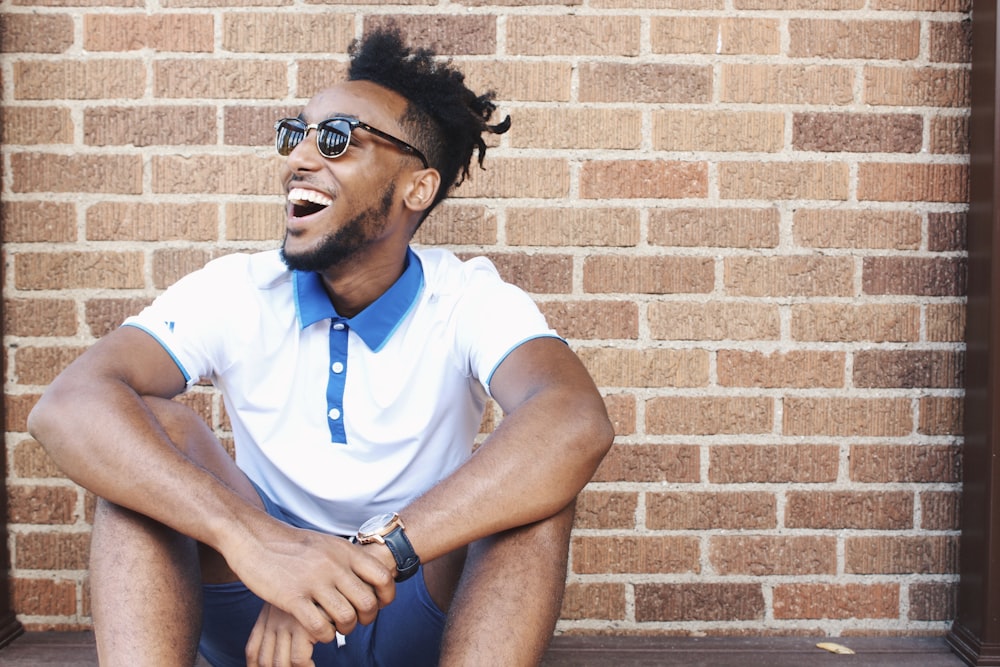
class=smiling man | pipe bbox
[27,26,614,667]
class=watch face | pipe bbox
[359,512,396,535]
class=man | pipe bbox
[28,27,614,667]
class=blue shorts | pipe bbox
[198,488,446,667]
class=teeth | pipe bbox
[288,188,333,207]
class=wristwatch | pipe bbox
[355,512,421,582]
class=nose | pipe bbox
[285,127,323,172]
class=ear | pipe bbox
[401,168,441,214]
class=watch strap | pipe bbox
[382,524,421,582]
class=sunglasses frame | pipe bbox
[274,116,430,169]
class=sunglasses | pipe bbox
[274,116,429,169]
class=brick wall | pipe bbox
[1,0,969,637]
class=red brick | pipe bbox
[786,491,913,529]
[725,256,853,297]
[709,444,839,483]
[87,202,217,241]
[858,163,968,202]
[850,445,960,483]
[793,208,921,249]
[719,162,849,200]
[930,19,971,63]
[14,531,91,570]
[647,396,773,435]
[560,583,626,621]
[84,106,216,146]
[846,535,958,574]
[592,444,699,484]
[85,297,153,338]
[928,211,966,252]
[577,348,708,388]
[649,301,780,341]
[507,15,640,56]
[7,484,78,524]
[84,13,213,51]
[2,201,76,243]
[154,60,286,99]
[773,583,898,619]
[649,207,779,247]
[4,298,77,337]
[5,394,40,432]
[718,350,844,388]
[872,0,968,9]
[855,349,963,388]
[2,106,73,145]
[14,346,86,385]
[635,583,765,622]
[583,256,713,294]
[223,13,353,53]
[1,13,73,53]
[789,19,920,59]
[920,491,960,531]
[574,490,638,529]
[153,248,211,289]
[862,257,966,296]
[792,303,920,342]
[793,112,921,153]
[14,60,145,99]
[468,252,572,294]
[579,63,711,103]
[931,114,969,154]
[15,251,145,290]
[451,158,569,199]
[506,207,640,246]
[721,64,854,104]
[11,439,66,480]
[654,110,783,152]
[864,66,969,107]
[710,535,836,575]
[537,301,638,340]
[571,535,699,574]
[414,204,497,247]
[363,15,496,56]
[919,395,963,435]
[11,153,142,194]
[603,394,636,436]
[11,578,77,617]
[581,160,708,199]
[647,491,776,530]
[784,397,912,437]
[909,582,957,621]
[152,154,280,195]
[458,60,572,103]
[651,16,779,55]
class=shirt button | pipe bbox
[333,323,345,331]
[328,408,341,420]
[331,362,344,373]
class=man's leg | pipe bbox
[437,502,575,667]
[89,397,260,667]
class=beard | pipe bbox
[280,182,396,273]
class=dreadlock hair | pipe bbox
[347,25,510,223]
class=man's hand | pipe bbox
[246,602,320,667]
[228,522,396,646]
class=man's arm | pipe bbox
[397,335,614,564]
[27,326,393,642]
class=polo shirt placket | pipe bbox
[292,249,425,446]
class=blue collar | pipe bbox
[292,248,424,352]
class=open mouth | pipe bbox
[288,187,333,218]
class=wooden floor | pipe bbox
[0,631,970,666]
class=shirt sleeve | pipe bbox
[123,254,258,389]
[452,256,563,396]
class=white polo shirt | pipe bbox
[124,247,559,536]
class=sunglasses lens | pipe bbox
[316,120,351,158]
[275,119,305,156]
